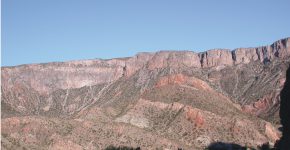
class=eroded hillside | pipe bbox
[1,38,290,149]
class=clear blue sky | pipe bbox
[2,0,290,66]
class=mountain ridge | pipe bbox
[3,37,289,68]
[1,37,290,149]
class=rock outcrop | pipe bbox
[199,49,233,67]
[148,51,201,70]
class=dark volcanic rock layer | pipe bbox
[1,37,290,149]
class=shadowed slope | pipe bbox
[279,66,290,150]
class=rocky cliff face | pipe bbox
[1,37,290,149]
[2,38,289,94]
[1,52,154,94]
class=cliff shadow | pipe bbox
[206,142,275,150]
[279,65,290,149]
[206,142,248,150]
